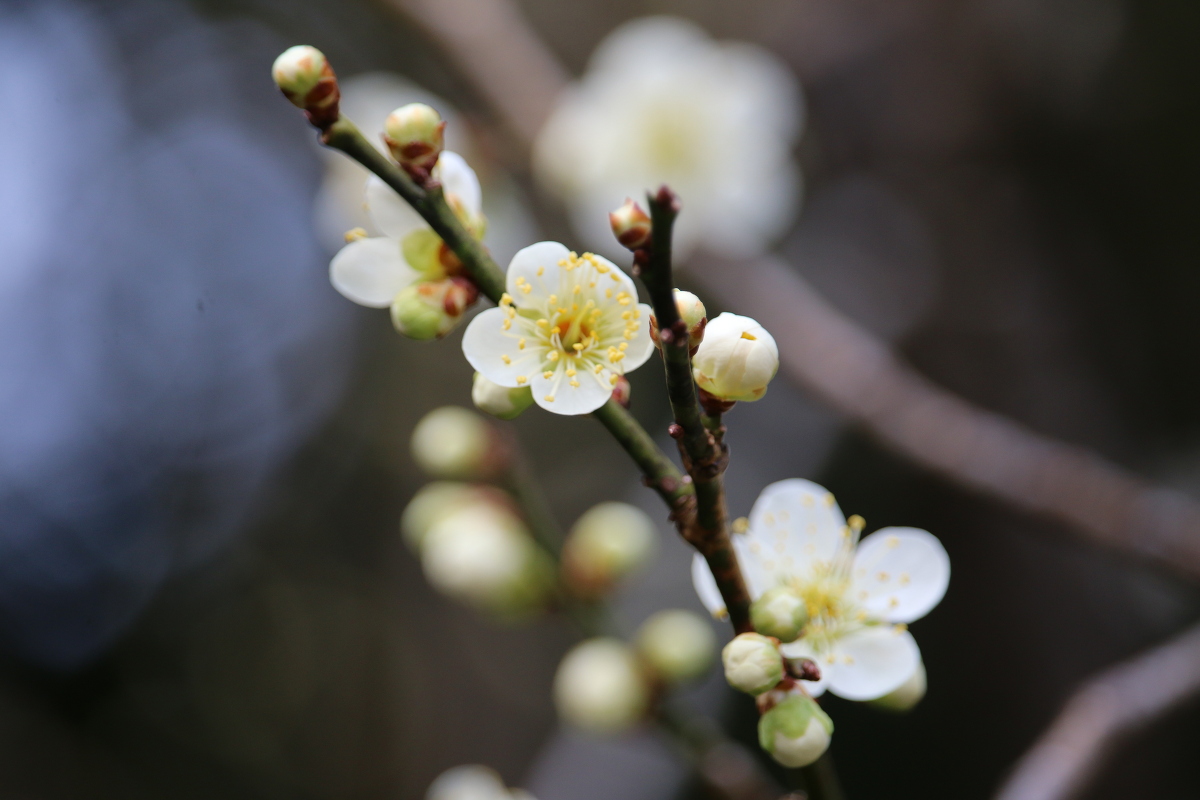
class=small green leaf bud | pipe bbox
[421,505,552,616]
[390,277,479,340]
[271,45,339,128]
[554,638,649,734]
[869,660,926,712]
[750,586,809,643]
[384,103,447,179]
[609,198,652,251]
[410,406,496,479]
[758,693,834,768]
[692,312,779,403]
[400,482,510,551]
[635,609,717,684]
[472,372,534,420]
[561,502,657,596]
[722,632,784,696]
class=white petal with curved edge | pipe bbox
[852,527,950,623]
[619,304,657,372]
[462,309,544,387]
[745,479,847,585]
[825,626,920,701]
[691,553,727,618]
[364,175,426,239]
[778,638,829,697]
[435,151,482,217]
[329,237,417,307]
[530,360,612,415]
[506,241,572,306]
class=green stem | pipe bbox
[591,400,695,518]
[320,117,507,302]
[502,436,564,556]
[799,753,847,800]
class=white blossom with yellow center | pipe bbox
[693,479,949,701]
[462,242,654,415]
[328,151,483,307]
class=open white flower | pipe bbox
[329,151,483,307]
[462,242,654,415]
[692,479,949,701]
[534,16,803,260]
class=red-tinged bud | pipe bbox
[609,198,652,251]
[610,375,632,408]
[272,45,340,129]
[383,103,446,181]
[650,289,707,353]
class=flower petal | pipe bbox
[461,310,544,387]
[690,552,727,619]
[825,626,920,701]
[745,479,847,585]
[365,175,426,239]
[619,303,657,372]
[851,527,949,624]
[329,237,417,307]
[506,241,573,306]
[435,151,482,217]
[530,359,612,416]
[778,638,829,697]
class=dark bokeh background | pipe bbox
[0,0,1198,798]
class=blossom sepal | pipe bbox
[758,692,834,768]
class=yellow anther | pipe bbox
[516,376,527,385]
[521,284,532,294]
[593,364,604,374]
[609,374,619,385]
[623,330,634,340]
[731,517,750,534]
[536,266,544,276]
[548,294,558,305]
[557,259,568,267]
[573,343,584,352]
[896,623,909,632]
[569,380,580,388]
[500,292,514,306]
[544,395,555,402]
[877,572,890,582]
[518,338,526,350]
[566,369,577,377]
[550,325,561,335]
[573,285,581,295]
[515,276,527,285]
[605,288,613,298]
[610,272,621,281]
[543,371,553,379]
[547,351,560,361]
[848,514,865,532]
[621,311,632,320]
[595,263,609,274]
[619,342,628,351]
[589,281,597,288]
[501,354,511,364]
[888,597,899,608]
[537,319,549,327]
[741,331,757,340]
[501,319,511,330]
[343,227,368,242]
[823,493,836,507]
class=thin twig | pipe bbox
[591,399,696,518]
[994,620,1200,800]
[690,254,1200,581]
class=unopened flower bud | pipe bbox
[426,764,529,800]
[609,375,632,408]
[554,638,649,733]
[561,502,657,596]
[869,661,926,712]
[750,586,809,643]
[758,694,834,768]
[650,289,707,353]
[692,312,779,402]
[636,609,716,684]
[384,103,447,178]
[411,406,496,479]
[722,632,784,695]
[391,277,479,340]
[421,505,552,616]
[472,372,534,420]
[609,199,652,250]
[271,45,339,128]
[400,482,509,551]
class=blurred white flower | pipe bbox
[461,242,655,415]
[693,479,949,701]
[426,764,535,800]
[553,638,648,733]
[534,16,804,260]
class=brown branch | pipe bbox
[688,254,1200,580]
[994,620,1200,800]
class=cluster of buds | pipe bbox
[384,103,446,183]
[271,45,339,130]
[560,502,657,598]
[554,609,716,733]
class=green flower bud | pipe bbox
[472,372,534,420]
[758,694,834,768]
[390,277,479,340]
[721,632,784,695]
[869,660,926,712]
[750,586,809,643]
[271,45,339,127]
[411,406,495,479]
[554,638,649,734]
[561,502,657,596]
[400,482,509,551]
[635,609,716,684]
[384,103,446,176]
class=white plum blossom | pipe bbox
[693,479,949,701]
[462,242,655,415]
[534,16,803,260]
[426,764,536,800]
[328,151,484,307]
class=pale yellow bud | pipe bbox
[384,103,446,175]
[390,277,479,340]
[692,312,779,402]
[635,609,716,684]
[750,586,809,643]
[722,632,783,695]
[554,638,649,733]
[410,406,493,478]
[271,46,339,127]
[472,372,534,420]
[608,198,652,250]
[651,289,707,352]
[561,502,657,596]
